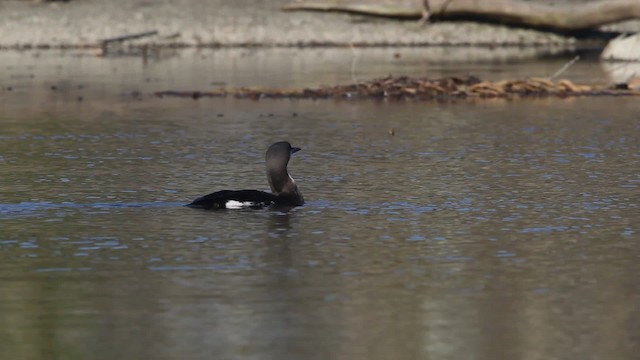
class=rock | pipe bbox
[601,32,640,61]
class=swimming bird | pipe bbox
[186,141,304,210]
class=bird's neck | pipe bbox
[268,169,293,195]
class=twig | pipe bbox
[350,43,360,84]
[548,55,580,80]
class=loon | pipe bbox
[186,141,304,210]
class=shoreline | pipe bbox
[1,0,638,51]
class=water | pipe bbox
[1,49,639,360]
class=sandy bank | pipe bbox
[1,0,639,49]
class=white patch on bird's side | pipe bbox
[225,200,256,209]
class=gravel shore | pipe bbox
[0,0,639,49]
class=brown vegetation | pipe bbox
[154,76,640,101]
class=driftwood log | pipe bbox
[283,0,640,33]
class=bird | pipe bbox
[186,141,304,210]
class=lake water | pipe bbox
[1,49,639,360]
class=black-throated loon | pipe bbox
[186,141,304,210]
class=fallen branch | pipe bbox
[283,0,640,33]
[101,30,159,46]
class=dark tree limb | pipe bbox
[283,0,640,33]
[101,30,159,46]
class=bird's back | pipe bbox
[186,189,278,210]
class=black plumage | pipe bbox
[187,141,304,210]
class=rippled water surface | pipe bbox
[1,49,639,360]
